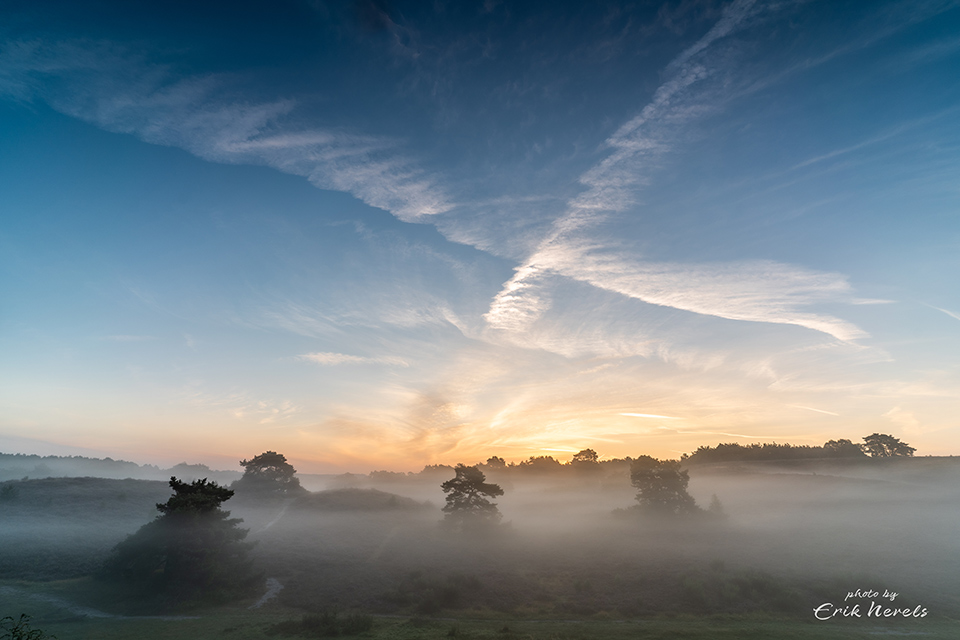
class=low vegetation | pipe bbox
[100,477,260,608]
[3,436,958,640]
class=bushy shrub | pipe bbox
[100,477,259,605]
[0,483,19,502]
[266,611,372,637]
[0,614,56,640]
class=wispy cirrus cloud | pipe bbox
[0,39,451,223]
[929,305,960,323]
[485,0,866,345]
[298,352,409,367]
[0,8,873,362]
[790,405,840,417]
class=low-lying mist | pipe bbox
[2,457,959,619]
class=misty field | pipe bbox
[3,458,960,639]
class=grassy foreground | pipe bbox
[3,579,958,640]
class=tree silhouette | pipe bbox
[862,433,916,458]
[440,464,504,531]
[484,456,506,470]
[1,614,55,640]
[517,455,562,474]
[571,449,599,465]
[630,458,700,515]
[232,451,306,497]
[823,439,866,457]
[102,477,258,602]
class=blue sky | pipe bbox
[1,0,958,472]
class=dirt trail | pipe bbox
[254,499,294,533]
[249,577,284,609]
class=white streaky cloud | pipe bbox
[654,343,730,373]
[621,413,681,419]
[892,33,960,70]
[485,0,866,343]
[578,363,614,375]
[788,108,958,173]
[178,384,300,423]
[883,405,923,435]
[560,249,865,340]
[483,263,554,333]
[298,352,409,367]
[662,0,761,75]
[99,334,157,342]
[580,0,766,216]
[929,305,960,322]
[790,405,840,417]
[654,427,802,440]
[487,245,867,341]
[0,40,451,223]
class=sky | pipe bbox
[1,0,958,473]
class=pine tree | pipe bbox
[630,458,701,516]
[233,451,306,498]
[102,477,259,603]
[440,464,504,531]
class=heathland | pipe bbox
[1,441,959,639]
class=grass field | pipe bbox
[3,460,960,638]
[3,579,959,640]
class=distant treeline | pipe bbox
[355,451,634,485]
[357,436,908,484]
[681,440,868,464]
[683,434,916,464]
[0,452,240,484]
[3,433,913,485]
[362,452,675,485]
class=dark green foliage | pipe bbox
[484,456,506,470]
[685,439,872,464]
[571,449,599,465]
[101,477,258,603]
[384,572,481,614]
[0,615,55,640]
[232,451,306,498]
[822,438,866,457]
[678,568,800,614]
[419,464,456,479]
[156,477,234,514]
[368,470,413,482]
[629,458,700,515]
[517,455,562,473]
[266,611,373,637]
[0,483,19,502]
[441,464,504,531]
[0,478,170,581]
[862,433,916,457]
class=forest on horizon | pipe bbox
[0,432,923,484]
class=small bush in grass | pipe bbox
[0,614,56,640]
[267,611,372,637]
[0,483,19,502]
[302,612,340,636]
[339,613,373,635]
